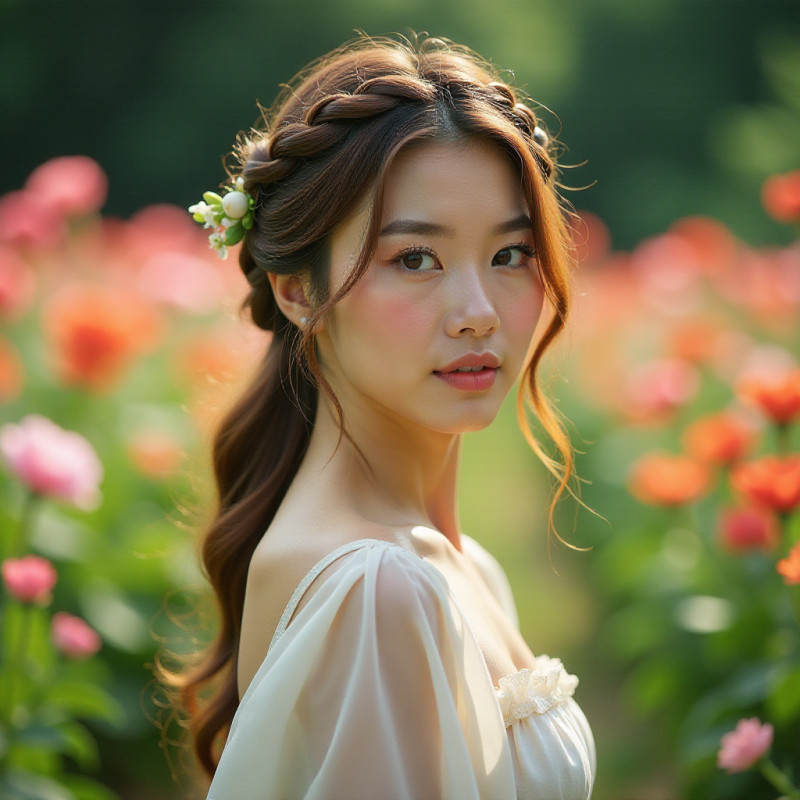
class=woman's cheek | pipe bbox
[351,281,433,343]
[503,283,542,340]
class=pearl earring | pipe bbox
[299,316,308,326]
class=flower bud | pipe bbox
[222,191,249,220]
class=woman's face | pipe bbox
[316,137,544,435]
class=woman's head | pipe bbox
[234,33,572,444]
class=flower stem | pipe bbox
[6,602,33,725]
[760,758,800,800]
[775,422,790,457]
[7,490,40,559]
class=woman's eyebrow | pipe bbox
[379,213,532,238]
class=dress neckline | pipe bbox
[260,536,579,728]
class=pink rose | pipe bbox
[25,156,108,218]
[51,611,101,659]
[2,555,57,604]
[717,717,773,773]
[0,414,103,509]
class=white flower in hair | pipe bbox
[188,177,255,260]
[188,201,218,229]
[208,232,228,259]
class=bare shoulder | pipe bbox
[237,519,410,697]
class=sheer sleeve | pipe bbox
[207,541,517,800]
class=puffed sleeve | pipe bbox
[207,541,517,800]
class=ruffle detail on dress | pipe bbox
[494,655,579,728]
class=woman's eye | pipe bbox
[493,245,535,268]
[395,250,439,271]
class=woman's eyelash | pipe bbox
[389,242,537,272]
[389,245,438,270]
[504,241,537,258]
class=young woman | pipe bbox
[180,32,596,799]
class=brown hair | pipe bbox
[170,31,576,781]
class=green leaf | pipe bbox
[241,214,254,230]
[224,224,244,246]
[767,663,800,724]
[202,191,223,205]
[46,682,125,726]
[56,720,99,768]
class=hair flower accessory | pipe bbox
[188,177,255,259]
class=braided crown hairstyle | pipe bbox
[174,32,576,780]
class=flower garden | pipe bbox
[0,155,798,798]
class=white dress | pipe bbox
[207,535,596,799]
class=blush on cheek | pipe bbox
[504,288,543,336]
[350,278,432,334]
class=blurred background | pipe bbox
[1,1,799,799]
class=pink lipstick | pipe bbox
[433,352,500,392]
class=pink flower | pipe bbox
[0,414,103,509]
[0,189,65,250]
[2,555,57,605]
[25,156,108,218]
[623,358,700,422]
[717,718,773,773]
[51,612,101,659]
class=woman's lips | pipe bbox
[433,367,497,391]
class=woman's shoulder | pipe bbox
[238,523,439,695]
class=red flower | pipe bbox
[717,506,779,553]
[762,171,800,223]
[42,283,164,392]
[738,369,800,425]
[730,455,800,513]
[682,411,756,465]
[628,453,711,507]
[777,542,800,585]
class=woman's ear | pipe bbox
[267,273,320,330]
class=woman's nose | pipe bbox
[444,271,500,338]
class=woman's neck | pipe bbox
[299,391,463,550]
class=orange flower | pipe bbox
[628,453,711,507]
[42,283,164,392]
[737,369,800,425]
[0,338,24,402]
[717,506,779,553]
[762,171,800,224]
[730,456,800,513]
[682,412,756,465]
[777,542,800,585]
[667,317,725,364]
[126,429,183,480]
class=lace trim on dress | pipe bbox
[494,655,579,728]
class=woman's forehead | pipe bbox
[380,138,527,225]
